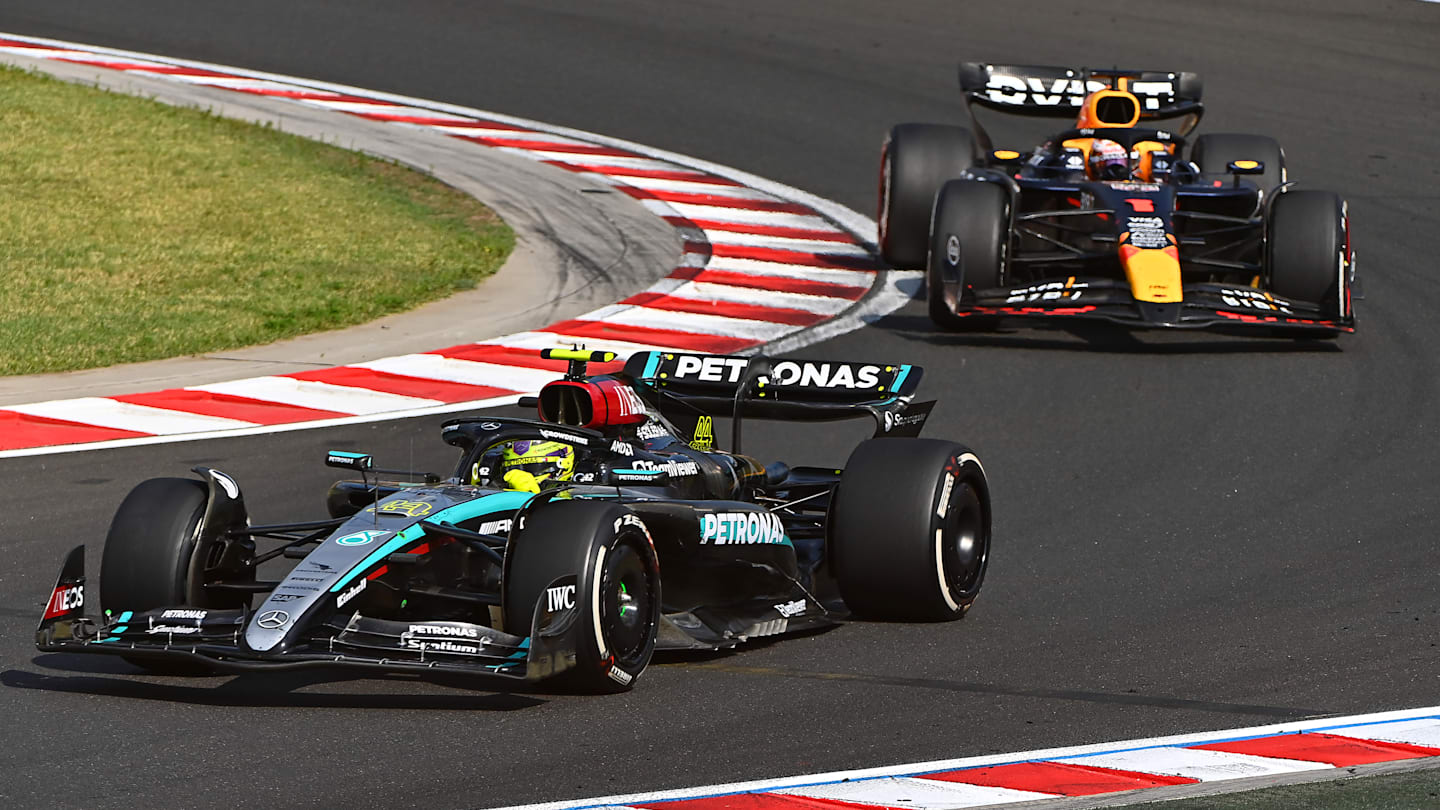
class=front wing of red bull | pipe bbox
[959,278,1354,335]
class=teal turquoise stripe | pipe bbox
[890,364,913,393]
[115,611,133,623]
[641,352,662,380]
[328,491,534,592]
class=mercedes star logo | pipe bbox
[256,610,290,630]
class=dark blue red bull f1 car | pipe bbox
[879,62,1356,337]
[36,349,991,693]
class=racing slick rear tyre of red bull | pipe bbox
[829,439,991,621]
[879,124,975,269]
[1191,133,1285,197]
[1267,190,1347,322]
[99,478,233,672]
[503,500,660,693]
[927,179,1008,330]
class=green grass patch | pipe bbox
[0,64,514,375]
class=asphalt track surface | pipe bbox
[1,2,1437,808]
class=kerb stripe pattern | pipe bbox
[0,33,883,454]
[497,708,1440,810]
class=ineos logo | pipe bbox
[256,610,290,630]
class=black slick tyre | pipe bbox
[927,179,1008,330]
[503,500,660,693]
[879,124,974,269]
[101,478,210,613]
[100,477,216,673]
[1267,190,1348,319]
[1191,133,1285,197]
[829,439,991,621]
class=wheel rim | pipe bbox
[939,480,986,598]
[599,540,656,665]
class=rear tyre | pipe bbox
[879,124,975,269]
[504,501,660,693]
[1268,190,1348,319]
[927,180,1009,330]
[830,439,991,621]
[1191,133,1285,197]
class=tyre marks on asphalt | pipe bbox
[0,32,885,455]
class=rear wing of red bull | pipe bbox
[958,63,1205,154]
[959,62,1203,119]
[622,352,934,443]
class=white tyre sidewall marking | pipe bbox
[934,451,985,611]
[591,544,608,660]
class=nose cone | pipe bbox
[1120,245,1182,303]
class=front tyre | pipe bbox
[927,179,1009,330]
[504,501,660,693]
[100,477,227,673]
[101,478,211,613]
[830,439,991,621]
[1267,190,1349,320]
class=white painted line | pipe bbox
[0,394,524,460]
[540,155,686,171]
[577,306,797,341]
[428,124,551,138]
[166,76,343,95]
[1059,746,1330,781]
[7,398,257,434]
[702,230,874,255]
[665,281,852,314]
[604,175,783,199]
[191,377,442,414]
[355,110,488,124]
[705,255,876,286]
[1336,717,1440,747]
[776,777,1053,807]
[353,354,560,392]
[492,707,1440,810]
[494,331,685,356]
[646,200,838,230]
[431,128,608,148]
[297,99,424,114]
[0,46,137,61]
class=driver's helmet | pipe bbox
[1087,139,1131,181]
[498,440,574,491]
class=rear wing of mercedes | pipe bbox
[623,352,934,445]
